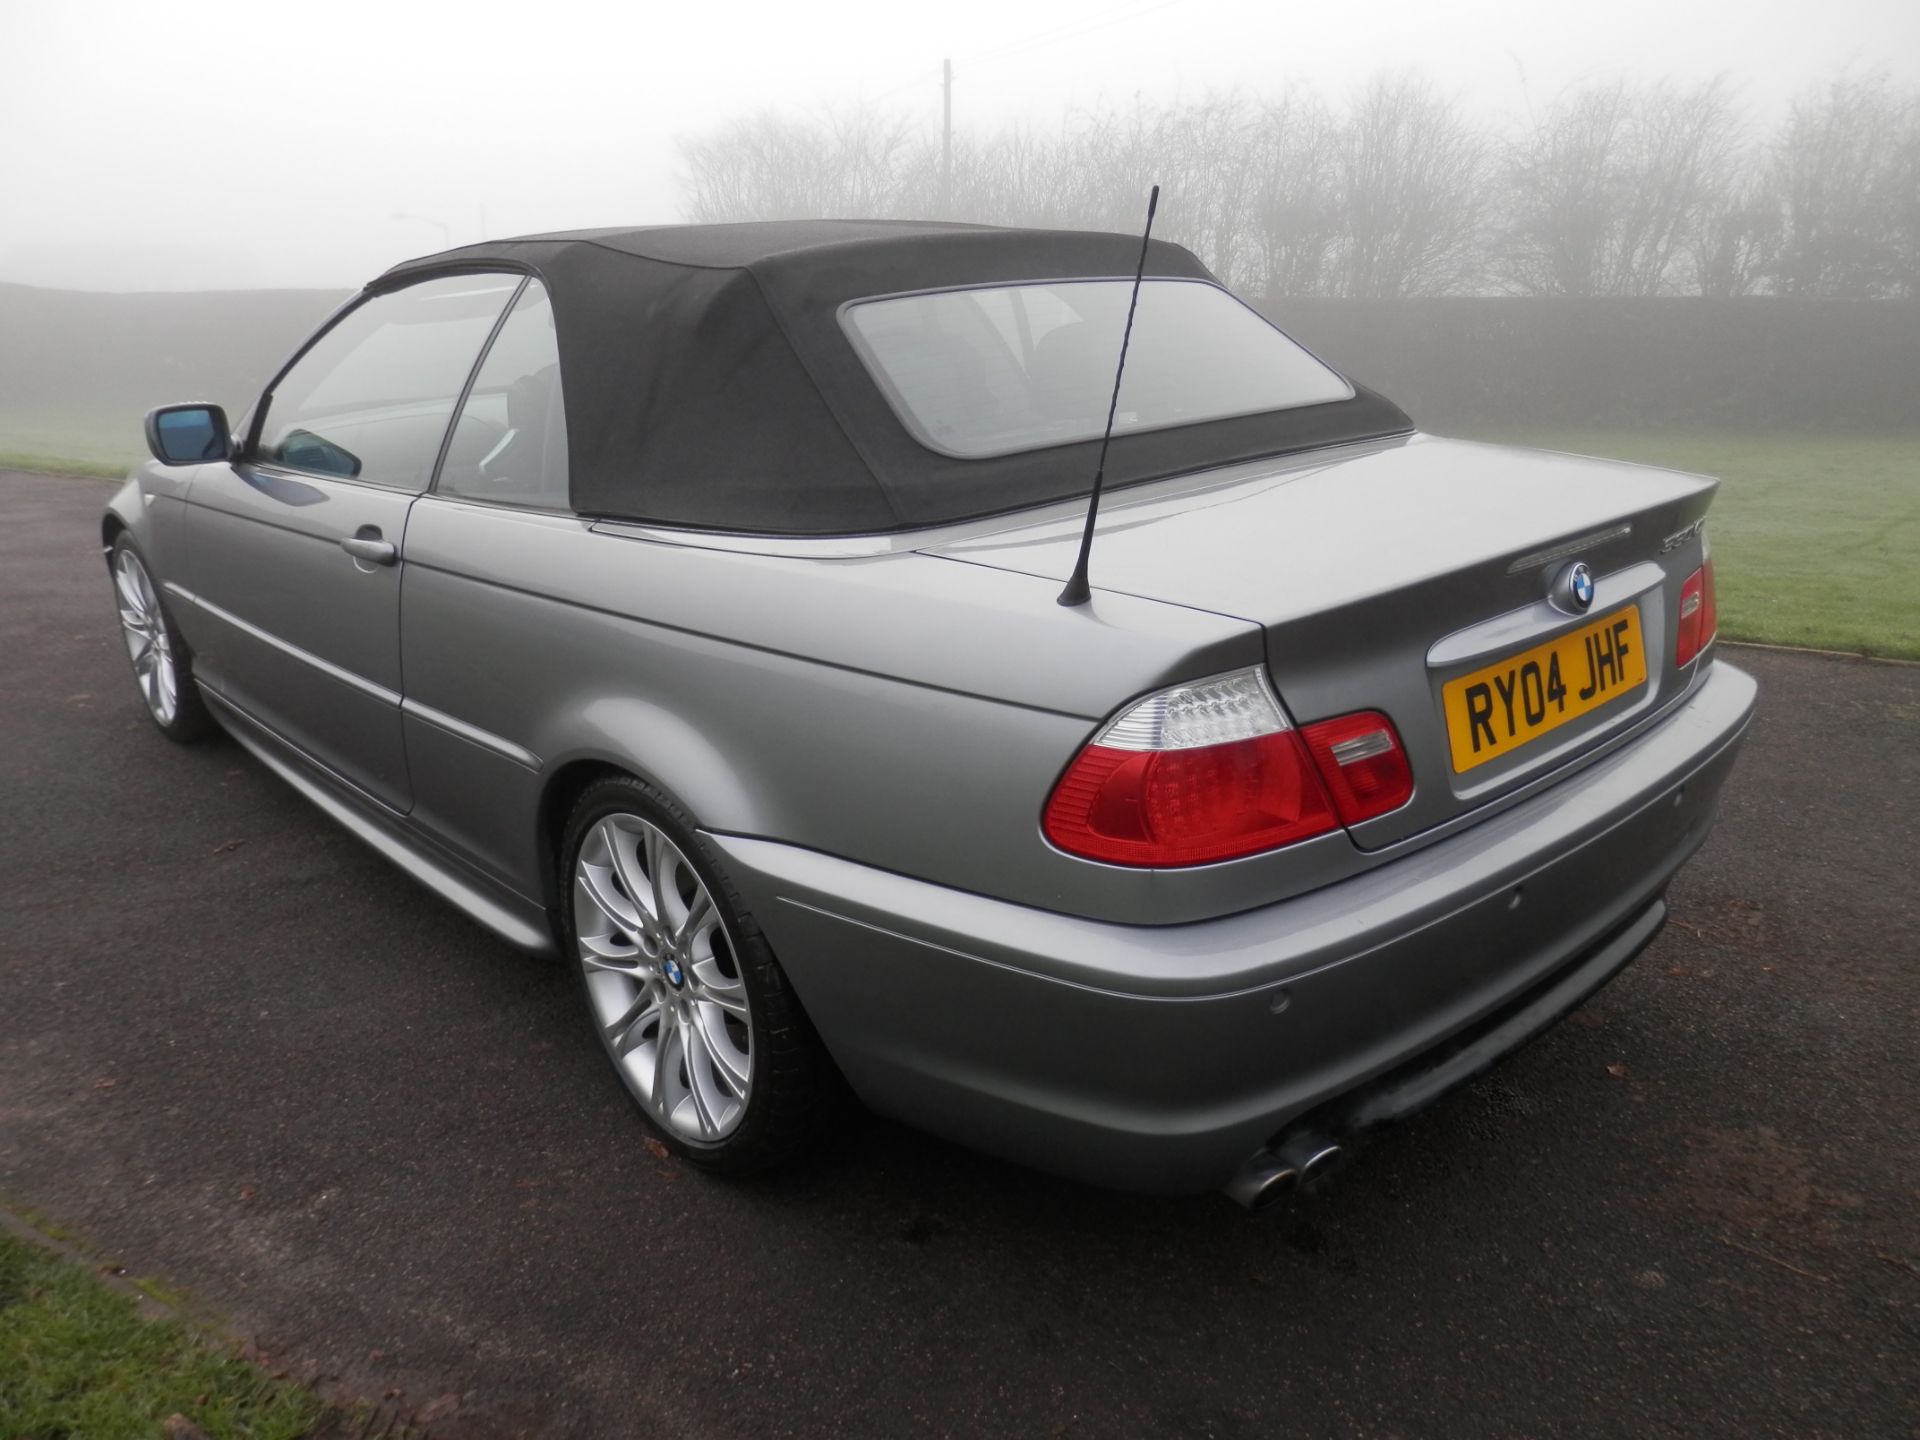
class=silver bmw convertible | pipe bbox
[104,220,1754,1208]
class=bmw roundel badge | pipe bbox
[1553,561,1596,614]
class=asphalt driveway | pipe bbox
[2,468,1915,1439]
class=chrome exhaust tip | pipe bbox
[1223,1150,1300,1212]
[1224,1132,1346,1212]
[1273,1131,1345,1187]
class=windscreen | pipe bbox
[843,279,1354,460]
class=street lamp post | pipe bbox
[391,211,451,249]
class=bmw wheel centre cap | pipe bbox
[663,957,685,988]
[1553,561,1596,614]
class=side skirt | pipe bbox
[201,687,557,956]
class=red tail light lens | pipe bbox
[1299,711,1415,826]
[1676,564,1712,667]
[1042,668,1339,867]
[1044,731,1339,866]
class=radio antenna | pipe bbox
[1058,183,1159,608]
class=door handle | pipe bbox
[340,526,397,566]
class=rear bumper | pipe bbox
[710,660,1757,1195]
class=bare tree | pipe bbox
[1689,164,1780,297]
[679,105,921,223]
[675,70,1919,302]
[1246,92,1342,297]
[1498,78,1744,296]
[1335,74,1490,298]
[1769,74,1919,297]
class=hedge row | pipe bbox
[4,283,1913,436]
[1258,298,1920,432]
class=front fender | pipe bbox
[101,475,144,557]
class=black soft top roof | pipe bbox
[378,220,1411,534]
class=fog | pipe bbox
[3,0,1914,292]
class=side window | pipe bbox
[437,280,569,510]
[256,274,521,490]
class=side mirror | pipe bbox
[144,403,233,465]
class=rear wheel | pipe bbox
[110,537,212,742]
[560,775,832,1174]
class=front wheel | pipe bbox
[560,775,834,1175]
[110,536,213,743]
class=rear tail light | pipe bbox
[1042,669,1414,867]
[1676,556,1718,667]
[1298,711,1415,826]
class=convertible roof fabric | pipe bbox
[378,221,1412,534]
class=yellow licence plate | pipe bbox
[1443,607,1647,773]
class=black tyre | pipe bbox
[559,774,834,1175]
[109,535,214,743]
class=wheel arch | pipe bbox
[531,713,769,916]
[535,757,627,914]
[101,477,144,564]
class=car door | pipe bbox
[178,272,522,812]
[396,277,575,887]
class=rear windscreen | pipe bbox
[842,279,1354,460]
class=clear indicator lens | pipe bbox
[1095,668,1287,752]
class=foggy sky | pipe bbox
[2,0,1914,292]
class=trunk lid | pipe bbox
[928,433,1719,848]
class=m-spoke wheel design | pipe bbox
[114,549,179,725]
[574,813,754,1142]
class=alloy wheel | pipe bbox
[573,813,754,1141]
[114,549,179,725]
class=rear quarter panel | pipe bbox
[397,496,1355,923]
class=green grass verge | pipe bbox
[0,449,126,479]
[1453,430,1920,661]
[0,1227,324,1440]
[0,405,145,471]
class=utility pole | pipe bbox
[941,57,953,218]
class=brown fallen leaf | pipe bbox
[1666,966,1691,978]
[92,1077,117,1090]
[416,1393,461,1423]
[1605,1062,1628,1078]
[642,1137,672,1162]
[1876,1251,1920,1282]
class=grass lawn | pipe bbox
[1452,430,1920,661]
[4,409,1913,659]
[0,404,146,473]
[0,1226,324,1440]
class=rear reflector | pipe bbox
[1676,560,1717,667]
[1042,668,1340,867]
[1699,556,1718,653]
[1299,711,1415,826]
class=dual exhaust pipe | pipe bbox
[1223,1131,1346,1212]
